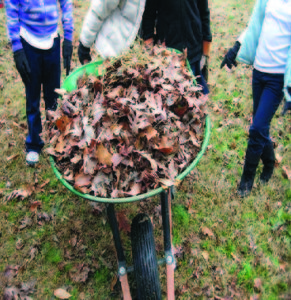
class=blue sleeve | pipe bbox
[59,0,74,41]
[4,0,22,52]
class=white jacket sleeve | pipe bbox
[80,0,120,48]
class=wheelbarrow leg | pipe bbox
[106,204,132,300]
[161,188,175,300]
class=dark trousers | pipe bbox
[190,61,209,95]
[22,36,61,153]
[247,69,284,163]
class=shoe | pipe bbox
[237,147,261,198]
[238,175,254,198]
[26,151,39,166]
[260,143,275,184]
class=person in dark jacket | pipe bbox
[141,0,212,94]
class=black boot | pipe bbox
[260,143,275,184]
[238,148,261,198]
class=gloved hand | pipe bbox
[78,41,91,65]
[63,39,73,76]
[200,55,209,82]
[220,41,241,69]
[282,87,291,115]
[13,49,31,85]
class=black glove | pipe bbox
[200,55,209,82]
[13,49,31,85]
[220,41,241,69]
[63,39,73,76]
[78,41,91,65]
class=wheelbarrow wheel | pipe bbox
[131,213,162,300]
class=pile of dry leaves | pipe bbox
[45,44,207,198]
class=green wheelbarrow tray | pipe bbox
[50,57,211,204]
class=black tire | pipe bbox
[131,213,161,300]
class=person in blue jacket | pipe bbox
[221,0,291,197]
[4,0,74,165]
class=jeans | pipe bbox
[190,60,209,95]
[248,68,284,161]
[22,36,61,153]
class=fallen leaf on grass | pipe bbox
[231,252,241,263]
[174,245,184,258]
[116,211,131,234]
[5,188,33,201]
[54,288,72,299]
[282,166,291,180]
[29,201,42,212]
[37,212,52,225]
[69,264,91,283]
[28,247,38,261]
[250,294,260,300]
[3,286,21,300]
[4,265,19,281]
[202,251,209,261]
[6,154,19,161]
[16,238,24,250]
[19,216,33,230]
[254,278,262,292]
[39,179,50,188]
[201,227,215,238]
[275,153,283,165]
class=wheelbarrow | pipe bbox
[50,59,211,300]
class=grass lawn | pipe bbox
[0,0,290,299]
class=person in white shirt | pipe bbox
[221,0,291,197]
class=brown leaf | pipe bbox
[112,153,123,168]
[250,294,260,300]
[74,173,92,187]
[5,187,33,201]
[39,179,50,188]
[254,278,262,292]
[16,238,24,250]
[29,247,38,261]
[155,136,174,154]
[29,201,42,212]
[117,211,131,234]
[124,183,142,196]
[54,288,72,299]
[159,178,175,187]
[95,143,112,166]
[4,265,19,281]
[91,173,110,197]
[55,136,67,153]
[201,251,209,261]
[69,264,91,283]
[56,115,71,132]
[3,286,21,299]
[174,245,184,258]
[6,154,19,161]
[201,227,215,238]
[140,126,158,141]
[19,216,33,230]
[231,252,241,263]
[282,166,291,180]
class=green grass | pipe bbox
[0,0,291,299]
